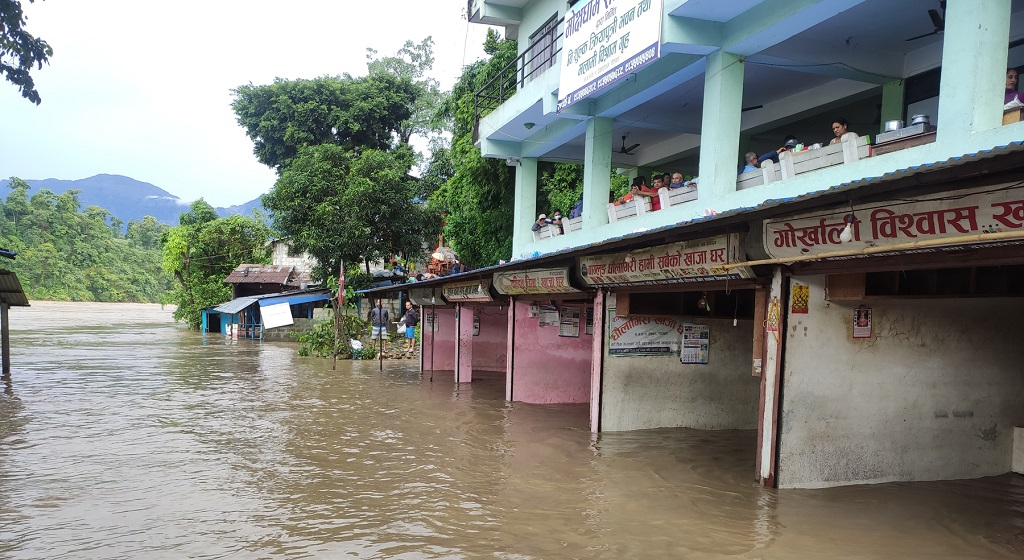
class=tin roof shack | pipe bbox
[0,269,29,376]
[201,289,331,341]
[224,264,314,298]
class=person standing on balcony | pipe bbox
[740,152,759,173]
[829,117,857,145]
[757,135,798,166]
[1005,68,1023,104]
[629,176,661,211]
[550,209,564,233]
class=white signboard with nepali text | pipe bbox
[762,182,1024,260]
[442,279,494,303]
[557,0,662,112]
[579,234,754,287]
[607,309,684,356]
[493,267,582,295]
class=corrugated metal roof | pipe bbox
[0,270,29,307]
[224,264,293,285]
[212,295,260,315]
[361,141,1024,296]
[209,289,333,315]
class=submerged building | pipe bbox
[368,0,1024,488]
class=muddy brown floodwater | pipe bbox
[1,301,1022,559]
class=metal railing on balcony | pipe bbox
[474,21,562,141]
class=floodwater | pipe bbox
[1,302,1022,559]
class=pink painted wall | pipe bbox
[471,305,508,372]
[421,307,456,372]
[510,299,593,404]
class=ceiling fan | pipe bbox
[619,133,640,155]
[906,1,945,42]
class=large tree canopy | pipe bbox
[366,37,445,145]
[1,0,52,104]
[262,144,433,278]
[232,73,418,172]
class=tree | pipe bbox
[366,37,445,145]
[231,73,418,172]
[0,179,170,302]
[162,200,272,328]
[263,143,433,278]
[1,0,53,104]
[428,30,519,266]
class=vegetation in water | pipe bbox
[161,200,273,329]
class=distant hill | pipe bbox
[0,174,265,227]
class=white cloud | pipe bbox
[0,0,496,207]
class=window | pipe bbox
[525,15,559,85]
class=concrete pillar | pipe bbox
[1014,427,1024,475]
[457,305,474,383]
[1,303,8,376]
[582,117,613,229]
[880,79,906,132]
[937,0,1011,139]
[756,266,785,487]
[505,298,515,401]
[512,157,539,257]
[697,50,745,199]
[589,290,605,433]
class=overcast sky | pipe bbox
[0,0,495,207]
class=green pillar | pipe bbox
[937,0,1011,139]
[880,80,906,132]
[697,50,745,199]
[511,157,538,257]
[582,117,612,229]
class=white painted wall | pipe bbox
[601,313,761,432]
[778,275,1024,488]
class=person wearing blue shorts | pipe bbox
[402,301,419,353]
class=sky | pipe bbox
[0,0,496,207]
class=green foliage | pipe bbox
[263,144,435,280]
[294,308,377,360]
[232,73,418,172]
[0,177,171,302]
[366,37,445,145]
[0,0,52,104]
[162,205,272,329]
[428,31,519,266]
[539,163,584,217]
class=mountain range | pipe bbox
[0,174,265,226]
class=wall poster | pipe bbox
[539,304,559,327]
[559,306,581,337]
[607,308,685,356]
[423,309,438,332]
[791,282,809,314]
[473,313,480,336]
[529,303,540,317]
[585,307,594,335]
[853,305,872,338]
[679,323,710,364]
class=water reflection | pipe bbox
[0,302,1021,559]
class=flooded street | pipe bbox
[1,302,1022,559]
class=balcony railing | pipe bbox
[474,23,562,141]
